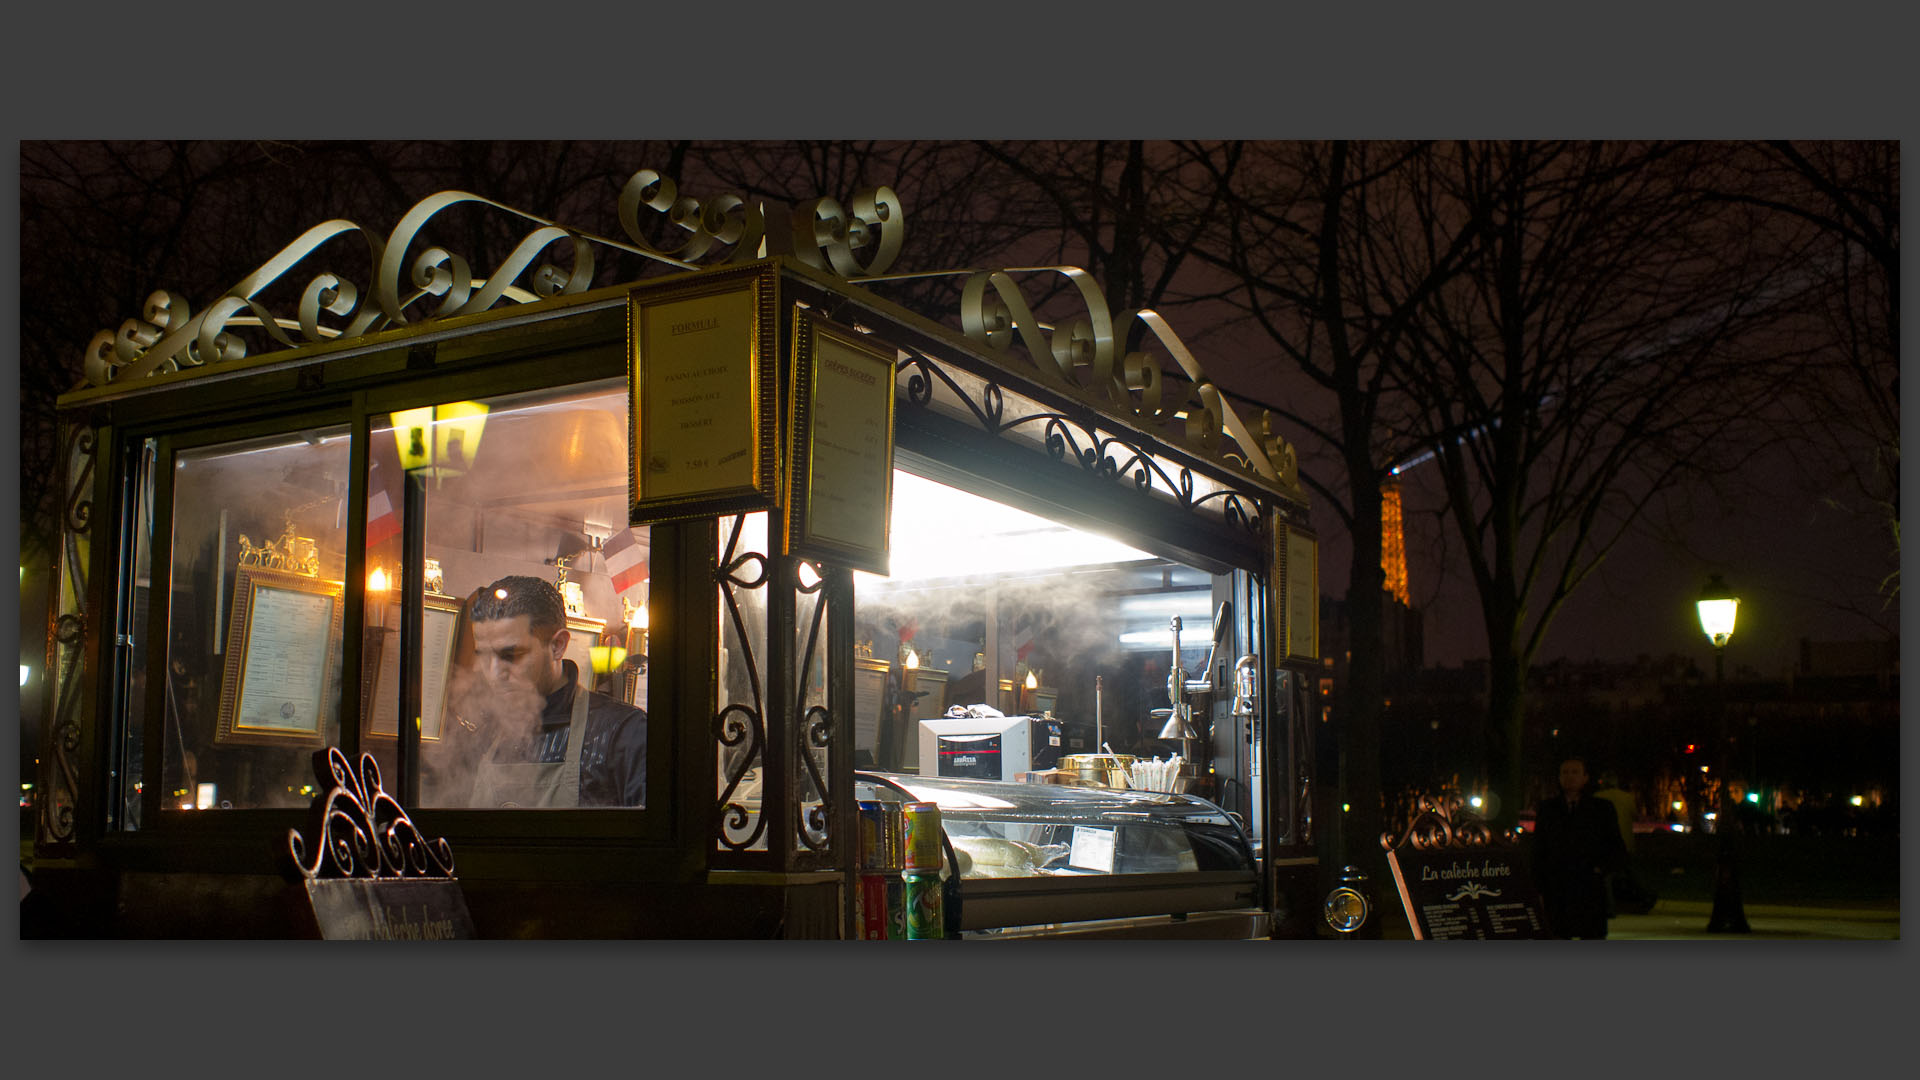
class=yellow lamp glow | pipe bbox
[1697,574,1738,648]
[904,649,919,671]
[392,401,490,483]
[589,644,628,675]
[368,567,390,592]
[1024,670,1038,690]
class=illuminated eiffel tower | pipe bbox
[1381,479,1409,606]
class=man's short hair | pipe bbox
[470,575,566,637]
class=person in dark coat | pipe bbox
[1531,757,1629,939]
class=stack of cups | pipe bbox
[855,801,907,939]
[901,801,945,939]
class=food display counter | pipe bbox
[856,772,1265,939]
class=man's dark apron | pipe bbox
[469,679,588,808]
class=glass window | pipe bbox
[370,380,649,810]
[162,426,351,812]
[854,469,1226,782]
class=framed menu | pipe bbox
[216,567,344,746]
[367,594,464,742]
[1280,524,1318,661]
[786,312,896,574]
[628,266,779,525]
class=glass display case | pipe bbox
[856,772,1264,938]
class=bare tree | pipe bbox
[1385,141,1815,823]
[1702,141,1899,598]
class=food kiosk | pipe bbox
[25,168,1328,938]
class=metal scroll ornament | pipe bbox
[898,350,1266,539]
[287,747,456,880]
[793,560,832,852]
[36,423,95,848]
[715,515,769,852]
[1379,794,1520,854]
[80,169,902,390]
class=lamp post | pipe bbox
[1696,574,1750,934]
[390,401,489,807]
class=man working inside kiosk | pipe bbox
[461,575,647,808]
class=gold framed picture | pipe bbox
[786,311,897,574]
[366,593,464,742]
[628,264,780,526]
[215,567,344,746]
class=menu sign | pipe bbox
[629,269,778,524]
[1386,844,1550,940]
[787,314,896,574]
[216,568,343,746]
[305,879,475,940]
[1282,526,1318,660]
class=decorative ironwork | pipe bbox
[793,561,832,852]
[715,515,769,852]
[898,350,1266,541]
[871,265,1301,494]
[619,170,902,279]
[80,170,904,391]
[37,424,95,847]
[287,747,456,879]
[1380,794,1522,854]
[235,516,321,576]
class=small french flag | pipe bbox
[603,527,648,595]
[366,460,401,547]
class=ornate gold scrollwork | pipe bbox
[80,168,909,391]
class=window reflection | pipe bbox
[374,380,649,809]
[162,428,350,811]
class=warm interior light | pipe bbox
[368,566,390,592]
[628,603,648,630]
[1024,670,1038,690]
[196,783,217,810]
[391,400,490,481]
[589,644,628,675]
[904,649,919,670]
[1851,795,1864,807]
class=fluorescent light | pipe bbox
[859,471,1156,585]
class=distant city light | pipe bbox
[1705,812,1717,821]
[1669,823,1686,832]
[1746,792,1759,804]
[1700,765,1710,773]
[1342,803,1351,812]
[1851,795,1864,807]
[1672,801,1684,812]
[1469,796,1483,809]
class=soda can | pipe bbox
[885,875,907,940]
[855,871,892,939]
[883,804,907,871]
[856,801,888,870]
[902,801,944,871]
[903,870,945,939]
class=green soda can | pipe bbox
[903,869,944,939]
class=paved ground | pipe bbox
[1605,898,1899,940]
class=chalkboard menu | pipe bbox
[306,879,475,940]
[1386,844,1550,940]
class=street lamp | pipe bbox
[1697,573,1750,934]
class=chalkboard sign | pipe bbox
[1383,800,1550,940]
[306,879,475,940]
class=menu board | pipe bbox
[629,270,777,524]
[788,315,896,574]
[1282,527,1318,660]
[368,599,462,741]
[1386,844,1551,940]
[217,568,343,745]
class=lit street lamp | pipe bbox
[1697,574,1750,934]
